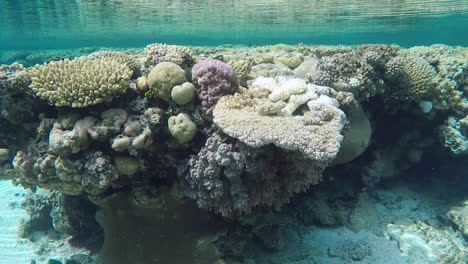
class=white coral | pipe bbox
[213,76,347,164]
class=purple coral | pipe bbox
[191,59,239,119]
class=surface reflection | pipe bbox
[0,0,467,48]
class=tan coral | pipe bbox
[144,43,193,66]
[89,51,140,77]
[227,59,252,83]
[29,56,132,108]
[403,56,437,98]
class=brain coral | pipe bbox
[385,56,437,99]
[192,59,239,119]
[213,76,348,164]
[29,56,132,108]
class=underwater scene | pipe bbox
[0,0,468,264]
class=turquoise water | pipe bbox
[1,1,468,264]
[1,0,468,49]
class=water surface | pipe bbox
[1,0,468,49]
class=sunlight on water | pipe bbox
[0,0,467,48]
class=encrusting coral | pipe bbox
[192,59,240,118]
[28,56,133,108]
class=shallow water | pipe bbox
[1,0,468,49]
[1,1,468,264]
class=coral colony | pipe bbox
[0,43,467,263]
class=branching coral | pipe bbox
[29,56,133,108]
[181,132,325,216]
[89,51,140,78]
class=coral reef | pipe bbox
[2,43,468,264]
[171,82,196,105]
[446,200,468,238]
[440,116,468,155]
[144,43,193,66]
[386,221,468,264]
[180,132,325,216]
[192,59,240,118]
[28,56,133,107]
[168,113,197,143]
[213,76,351,163]
[147,62,187,100]
[0,63,35,125]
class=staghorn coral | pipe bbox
[192,59,240,118]
[386,222,468,264]
[213,76,348,164]
[144,43,193,66]
[29,56,132,108]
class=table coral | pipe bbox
[213,76,348,164]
